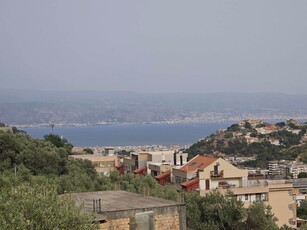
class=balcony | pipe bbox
[210,170,224,178]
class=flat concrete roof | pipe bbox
[66,190,181,214]
[69,154,117,162]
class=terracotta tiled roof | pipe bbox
[155,171,171,180]
[181,178,199,187]
[133,166,147,174]
[179,155,217,172]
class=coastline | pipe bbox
[13,115,307,129]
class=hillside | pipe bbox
[188,119,307,168]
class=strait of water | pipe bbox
[22,122,234,147]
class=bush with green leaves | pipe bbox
[0,174,98,230]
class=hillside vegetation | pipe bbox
[188,120,307,168]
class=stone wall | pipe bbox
[99,204,186,230]
[99,218,130,230]
[155,213,180,230]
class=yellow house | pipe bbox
[198,157,248,190]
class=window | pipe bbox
[151,170,158,177]
[245,194,248,201]
[175,176,181,184]
[175,176,186,184]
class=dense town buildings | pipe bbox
[67,119,307,228]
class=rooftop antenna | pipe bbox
[50,123,55,134]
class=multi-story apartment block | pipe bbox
[174,155,296,228]
[123,150,188,175]
[287,163,307,179]
[268,161,287,178]
[196,158,296,228]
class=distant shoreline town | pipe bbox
[12,113,307,128]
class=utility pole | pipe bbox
[50,123,55,134]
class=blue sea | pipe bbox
[22,122,234,147]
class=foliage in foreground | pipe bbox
[0,175,97,230]
[298,200,307,220]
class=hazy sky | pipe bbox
[1,1,307,94]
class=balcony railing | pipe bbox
[210,170,224,178]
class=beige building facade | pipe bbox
[198,158,296,228]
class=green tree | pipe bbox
[224,132,234,139]
[179,190,248,230]
[298,200,307,219]
[44,133,73,153]
[244,122,253,130]
[200,191,247,230]
[298,172,307,178]
[184,191,205,230]
[57,159,97,194]
[84,148,94,154]
[227,124,241,132]
[244,201,278,230]
[0,179,98,230]
[275,122,286,128]
[288,123,299,129]
[0,132,69,175]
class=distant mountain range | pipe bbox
[1,90,307,125]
